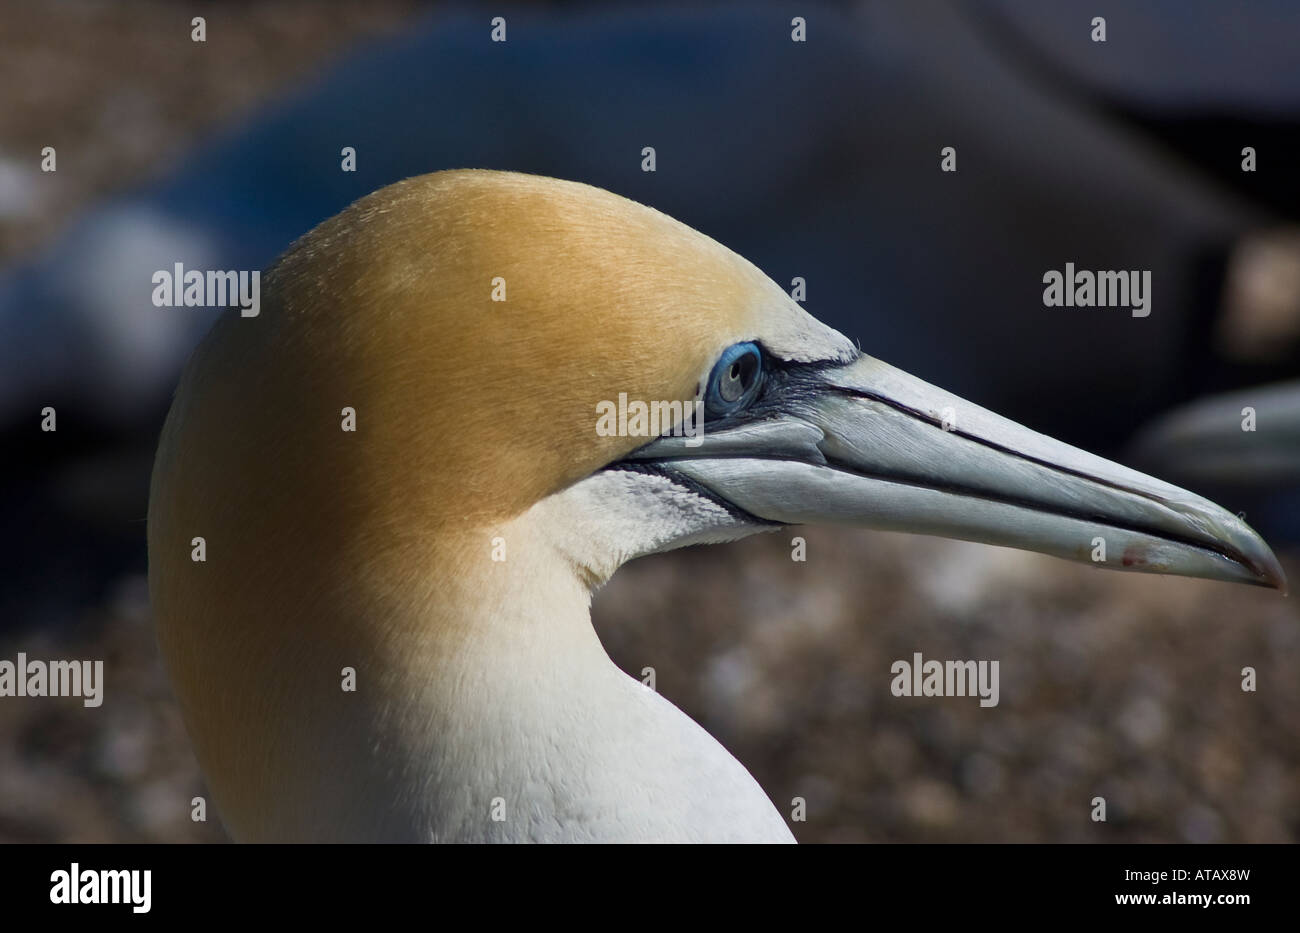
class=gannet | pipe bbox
[148,170,1285,843]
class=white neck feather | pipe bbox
[244,470,791,843]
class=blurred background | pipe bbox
[1,0,1297,842]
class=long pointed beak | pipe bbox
[630,355,1287,591]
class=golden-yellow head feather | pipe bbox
[154,170,848,534]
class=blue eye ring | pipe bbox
[704,342,764,418]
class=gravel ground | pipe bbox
[0,0,419,259]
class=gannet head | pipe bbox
[148,170,1284,842]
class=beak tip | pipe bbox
[1268,567,1289,596]
[1247,543,1287,594]
[1224,518,1287,594]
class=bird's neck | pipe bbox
[208,492,790,842]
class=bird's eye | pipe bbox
[704,342,763,418]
